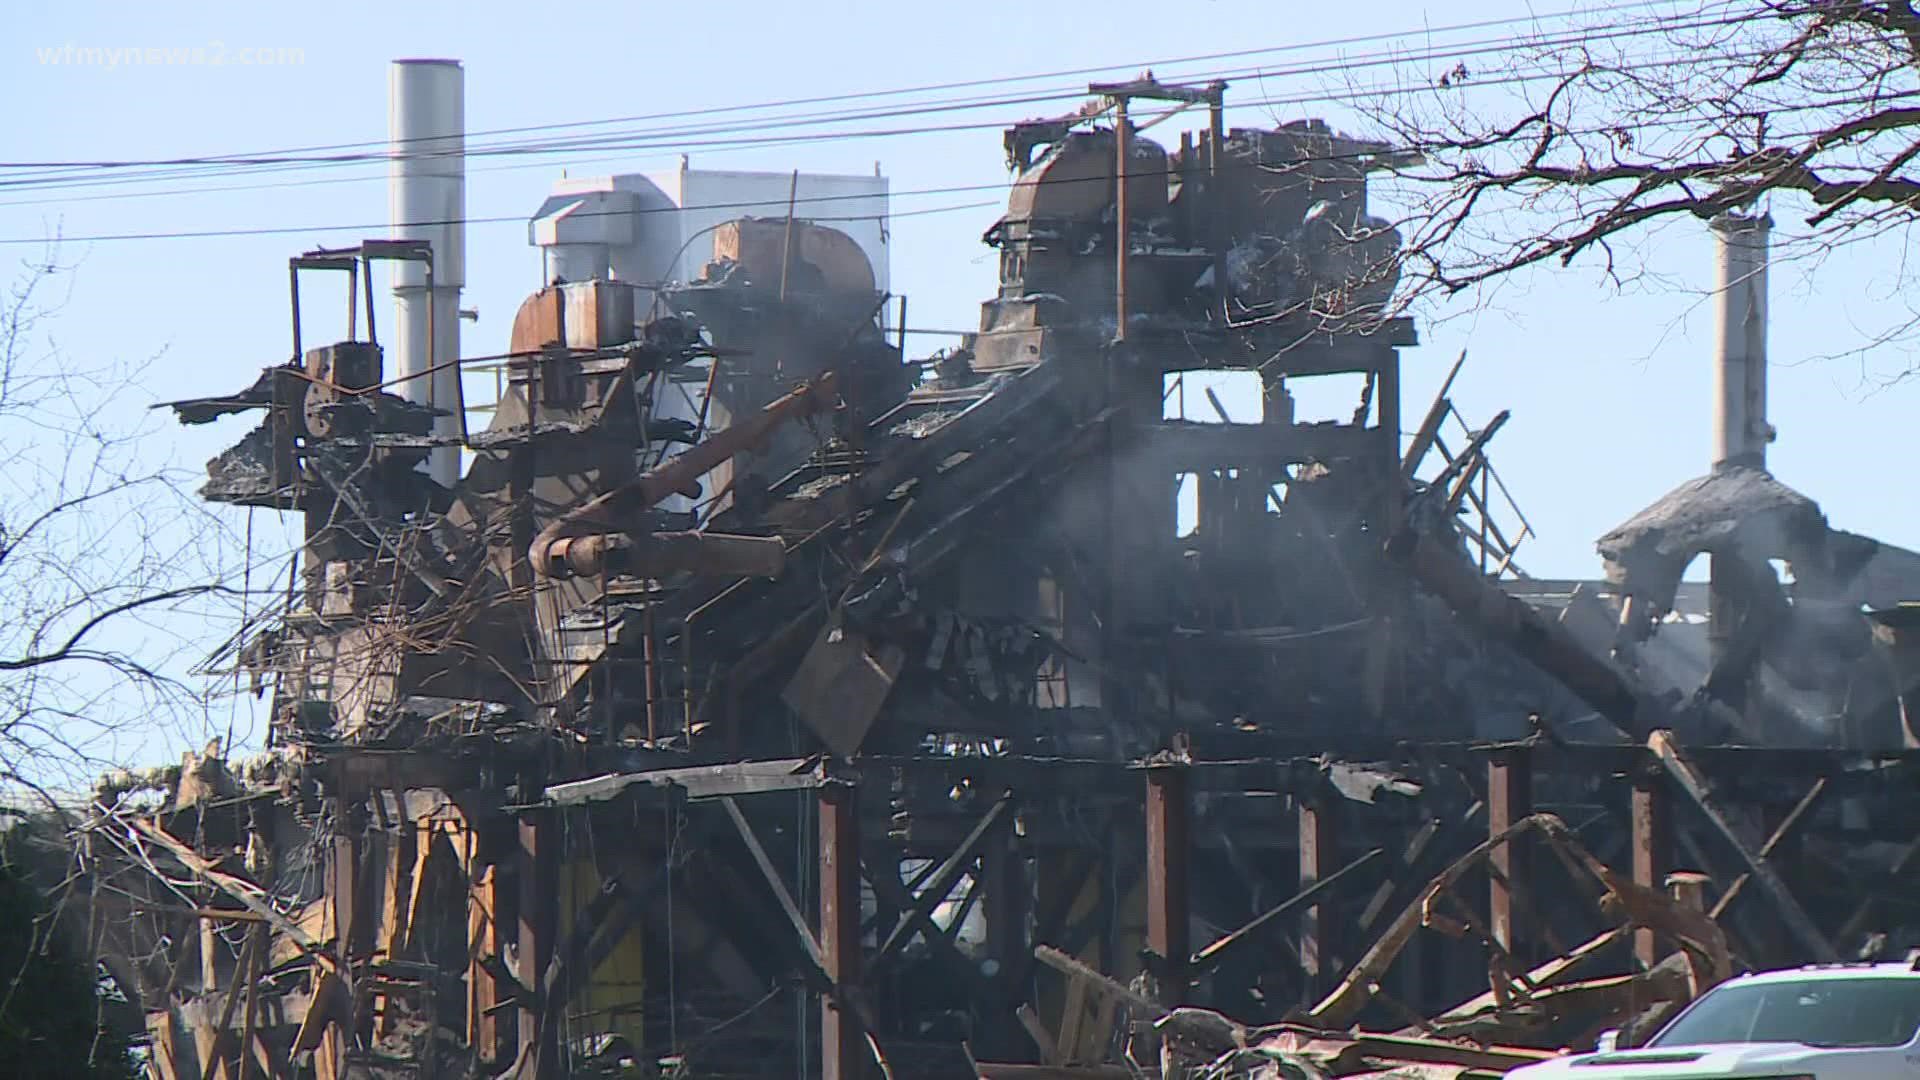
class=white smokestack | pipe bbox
[1710,210,1772,471]
[389,58,465,486]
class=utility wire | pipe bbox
[0,6,1867,221]
[0,0,1785,218]
[0,0,1722,176]
[0,0,1767,202]
[7,65,1909,250]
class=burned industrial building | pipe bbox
[75,62,1920,1080]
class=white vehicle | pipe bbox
[1506,961,1920,1079]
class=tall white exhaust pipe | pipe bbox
[389,58,465,486]
[1710,210,1772,472]
[1707,210,1773,667]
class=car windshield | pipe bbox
[1650,977,1920,1049]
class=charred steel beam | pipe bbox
[1144,763,1191,1001]
[874,795,1012,969]
[982,819,1028,978]
[1139,419,1375,471]
[1630,765,1672,969]
[1359,771,1484,936]
[1087,78,1227,105]
[530,757,826,808]
[1310,813,1571,1029]
[861,858,991,996]
[721,796,828,977]
[1646,730,1838,962]
[538,864,670,1033]
[980,814,1030,1059]
[1487,747,1533,958]
[1298,792,1340,1000]
[528,371,838,579]
[1710,777,1827,921]
[1837,827,1920,948]
[1393,529,1649,736]
[820,780,867,1080]
[1192,847,1381,974]
[518,809,560,1079]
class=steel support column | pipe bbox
[517,809,559,1080]
[820,781,865,1080]
[1488,748,1533,957]
[1145,764,1191,1003]
[1630,766,1672,968]
[1298,793,1338,999]
[981,813,1029,1058]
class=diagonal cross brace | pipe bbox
[1647,731,1838,962]
[872,795,1011,970]
[721,796,829,978]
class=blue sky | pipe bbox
[5,0,1917,765]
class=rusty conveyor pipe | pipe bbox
[529,372,839,579]
[542,530,787,580]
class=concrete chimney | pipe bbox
[1710,210,1772,472]
[389,59,466,486]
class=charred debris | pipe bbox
[76,76,1920,1080]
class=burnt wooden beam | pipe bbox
[1401,350,1468,481]
[466,857,507,1065]
[1647,731,1838,962]
[198,924,261,1080]
[1033,944,1162,1014]
[125,818,338,976]
[1030,946,1247,1054]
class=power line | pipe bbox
[11,62,1901,252]
[1,4,1891,245]
[0,0,1706,176]
[0,0,1781,211]
[0,0,1760,207]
